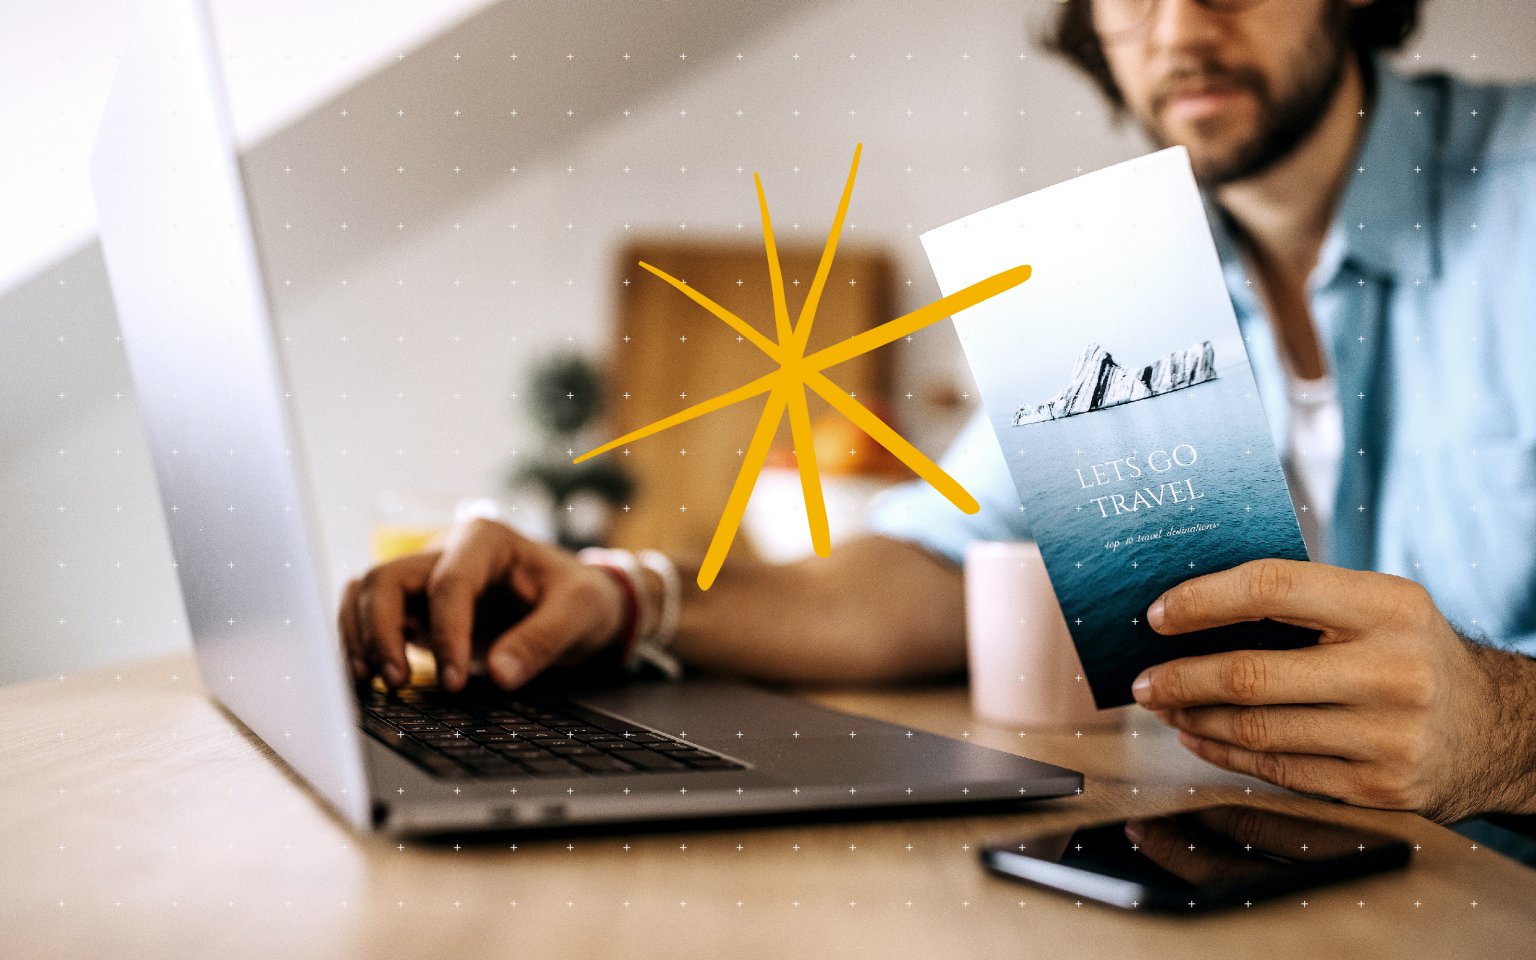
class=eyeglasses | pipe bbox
[1091,0,1277,41]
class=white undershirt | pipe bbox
[1283,372,1344,564]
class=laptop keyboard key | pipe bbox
[621,751,688,771]
[392,721,448,732]
[522,759,583,777]
[574,755,639,774]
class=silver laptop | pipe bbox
[90,0,1081,835]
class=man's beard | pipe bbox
[1141,6,1352,186]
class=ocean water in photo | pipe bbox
[1004,369,1313,706]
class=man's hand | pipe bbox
[1132,559,1536,822]
[339,518,627,692]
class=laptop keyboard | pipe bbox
[358,686,746,780]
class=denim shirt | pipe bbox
[867,62,1536,656]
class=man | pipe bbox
[341,0,1536,829]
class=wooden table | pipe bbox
[4,654,1532,959]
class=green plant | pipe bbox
[510,353,633,549]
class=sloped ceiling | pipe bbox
[242,0,823,297]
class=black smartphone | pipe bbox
[982,805,1412,912]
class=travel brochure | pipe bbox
[922,147,1314,708]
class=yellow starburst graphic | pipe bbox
[575,145,1032,589]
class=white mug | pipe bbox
[964,540,1124,729]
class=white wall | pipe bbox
[0,0,494,293]
[4,0,1534,684]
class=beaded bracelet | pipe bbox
[576,547,681,678]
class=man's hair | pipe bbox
[1046,0,1424,107]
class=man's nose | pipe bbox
[1145,0,1229,53]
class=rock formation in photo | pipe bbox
[1013,341,1217,426]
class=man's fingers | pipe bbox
[424,570,485,693]
[1160,703,1373,760]
[347,519,619,693]
[483,578,605,688]
[1149,559,1389,636]
[426,519,521,692]
[1177,730,1355,799]
[358,553,437,687]
[1133,645,1364,709]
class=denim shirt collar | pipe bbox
[1328,59,1442,284]
[1209,60,1442,344]
[1210,58,1437,290]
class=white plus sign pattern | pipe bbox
[1,0,1534,952]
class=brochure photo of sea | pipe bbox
[1007,353,1312,707]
